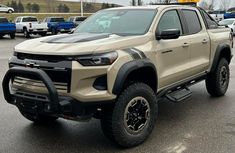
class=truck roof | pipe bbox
[105,5,194,10]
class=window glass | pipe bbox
[22,17,37,22]
[0,18,8,23]
[183,10,201,34]
[157,10,182,35]
[51,18,65,22]
[75,9,157,36]
[201,9,218,29]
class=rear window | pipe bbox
[0,18,8,23]
[22,17,37,22]
[182,10,202,34]
[51,18,65,22]
[75,17,87,22]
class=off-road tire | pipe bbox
[206,58,230,97]
[100,82,158,147]
[10,33,15,39]
[19,109,58,124]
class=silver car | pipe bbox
[0,4,14,13]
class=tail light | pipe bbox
[29,23,32,28]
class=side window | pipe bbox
[157,10,182,35]
[201,10,218,29]
[182,10,202,34]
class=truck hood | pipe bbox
[15,33,152,55]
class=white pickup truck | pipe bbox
[15,16,48,38]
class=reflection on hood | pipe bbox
[41,33,111,43]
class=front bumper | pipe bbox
[2,67,113,120]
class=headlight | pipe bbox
[76,51,118,66]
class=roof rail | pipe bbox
[150,2,197,7]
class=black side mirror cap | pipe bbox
[156,29,180,40]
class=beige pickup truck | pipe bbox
[2,5,233,147]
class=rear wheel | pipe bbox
[10,33,15,39]
[8,9,13,13]
[206,58,230,97]
[40,32,47,37]
[23,28,30,38]
[101,82,158,147]
[51,28,58,35]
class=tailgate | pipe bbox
[31,23,48,30]
[58,22,74,30]
[0,23,16,32]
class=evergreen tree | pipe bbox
[26,3,32,12]
[63,4,70,13]
[18,1,24,13]
[32,3,40,13]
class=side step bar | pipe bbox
[165,87,192,102]
[157,74,206,102]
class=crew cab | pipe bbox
[15,16,48,38]
[0,4,14,13]
[2,5,233,147]
[42,17,75,35]
[0,17,16,39]
[68,16,87,27]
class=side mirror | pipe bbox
[156,29,180,40]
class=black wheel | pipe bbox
[206,58,230,97]
[51,28,58,35]
[10,33,15,39]
[23,28,30,38]
[101,82,158,147]
[8,9,13,13]
[40,32,47,37]
[19,109,58,124]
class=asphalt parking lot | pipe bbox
[0,35,235,153]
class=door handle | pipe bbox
[202,39,208,44]
[182,42,189,48]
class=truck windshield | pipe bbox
[0,18,8,23]
[74,9,157,36]
[22,17,37,22]
[51,18,65,22]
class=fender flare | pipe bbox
[112,59,158,95]
[210,43,232,73]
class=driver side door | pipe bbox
[154,9,192,88]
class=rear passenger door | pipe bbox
[155,9,192,88]
[181,9,210,75]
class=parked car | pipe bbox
[208,10,225,22]
[68,16,87,27]
[15,16,48,38]
[219,18,235,35]
[0,17,16,39]
[2,5,233,148]
[43,17,75,35]
[0,4,14,13]
[224,11,235,19]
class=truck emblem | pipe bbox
[25,62,40,68]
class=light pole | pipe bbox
[81,0,84,17]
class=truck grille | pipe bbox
[13,77,68,93]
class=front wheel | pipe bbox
[51,28,58,35]
[101,82,158,147]
[206,58,230,97]
[39,32,47,37]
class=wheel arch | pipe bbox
[210,44,232,73]
[112,59,158,95]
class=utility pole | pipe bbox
[81,0,84,17]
